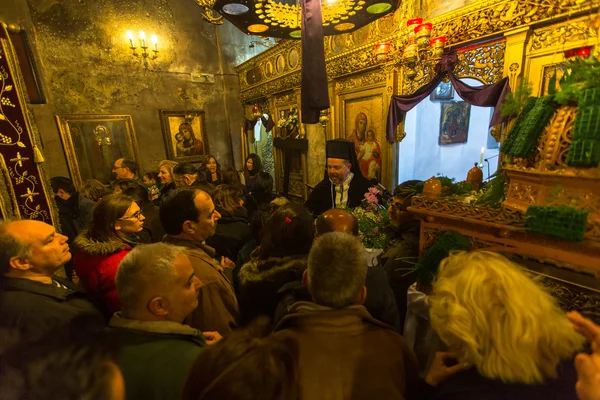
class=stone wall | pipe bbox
[0,0,252,178]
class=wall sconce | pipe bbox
[373,41,391,63]
[126,30,159,69]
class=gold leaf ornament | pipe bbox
[4,85,12,91]
[16,141,25,147]
[0,114,5,120]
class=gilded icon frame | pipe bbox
[56,114,141,188]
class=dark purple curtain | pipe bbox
[300,0,330,124]
[386,52,510,143]
[245,114,275,132]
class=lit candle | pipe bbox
[480,146,485,166]
[139,31,146,48]
[126,30,134,47]
[151,34,158,51]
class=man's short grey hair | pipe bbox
[0,220,32,276]
[116,243,186,314]
[307,232,367,309]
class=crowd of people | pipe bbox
[0,147,599,400]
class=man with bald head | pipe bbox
[0,219,103,333]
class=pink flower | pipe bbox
[368,187,380,195]
[364,193,379,205]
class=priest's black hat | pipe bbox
[324,139,364,178]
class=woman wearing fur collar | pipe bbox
[237,203,314,326]
[73,193,145,318]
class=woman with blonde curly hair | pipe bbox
[425,250,583,400]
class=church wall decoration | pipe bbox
[0,24,56,224]
[159,110,208,163]
[439,101,471,146]
[56,114,141,188]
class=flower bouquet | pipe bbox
[277,110,298,129]
[348,187,392,250]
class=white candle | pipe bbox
[139,31,146,47]
[126,30,134,47]
[151,34,158,51]
[479,146,485,166]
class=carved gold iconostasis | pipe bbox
[236,0,599,191]
[235,0,600,314]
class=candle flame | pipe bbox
[151,34,158,44]
[126,30,133,39]
[481,146,485,153]
[139,31,146,40]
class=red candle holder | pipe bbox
[564,46,592,58]
[374,41,391,62]
[414,23,433,49]
[430,35,446,59]
[406,18,423,44]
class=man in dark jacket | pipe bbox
[50,176,95,280]
[305,139,373,216]
[110,242,220,400]
[274,208,401,331]
[0,219,104,334]
[272,232,418,400]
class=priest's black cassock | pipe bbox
[305,139,373,216]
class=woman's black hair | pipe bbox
[252,172,274,203]
[259,203,314,259]
[245,154,263,176]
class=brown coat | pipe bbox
[272,301,419,400]
[162,235,238,335]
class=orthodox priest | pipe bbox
[305,139,374,216]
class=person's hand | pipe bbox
[568,311,600,400]
[221,257,235,269]
[203,331,223,345]
[425,352,469,387]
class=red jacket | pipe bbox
[73,233,131,317]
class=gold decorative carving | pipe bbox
[402,41,505,94]
[236,0,599,102]
[454,41,506,85]
[275,92,296,106]
[531,20,598,51]
[410,195,526,226]
[194,0,223,24]
[335,70,386,93]
[396,125,407,143]
[240,72,301,103]
[541,280,600,323]
[539,106,576,168]
[508,182,539,205]
[326,48,377,79]
[490,125,502,142]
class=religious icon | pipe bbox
[343,91,385,182]
[56,114,140,187]
[160,110,208,162]
[439,101,471,145]
[275,55,286,74]
[430,81,454,101]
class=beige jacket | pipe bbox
[163,235,239,335]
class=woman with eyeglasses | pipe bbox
[73,193,145,318]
